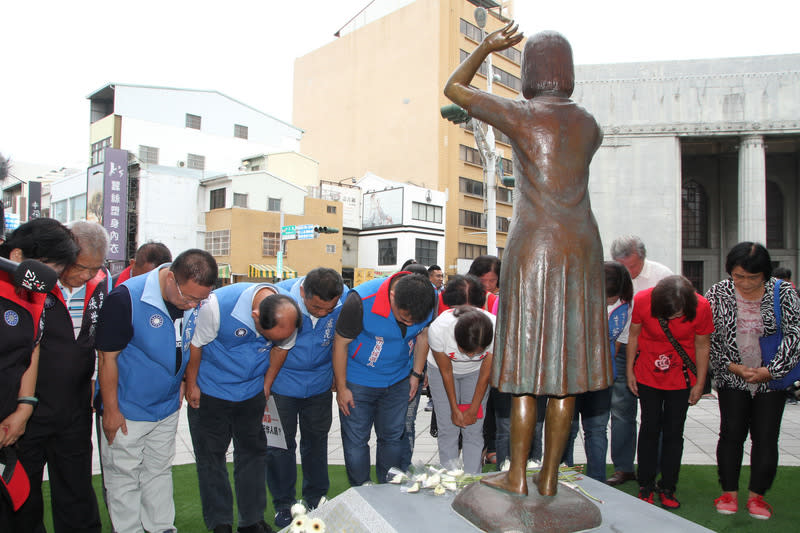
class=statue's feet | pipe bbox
[480,471,528,496]
[535,469,559,497]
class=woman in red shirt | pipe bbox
[626,275,713,509]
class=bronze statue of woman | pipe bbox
[444,23,612,497]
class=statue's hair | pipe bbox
[521,31,574,99]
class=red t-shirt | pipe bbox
[632,287,714,390]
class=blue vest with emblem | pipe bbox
[118,266,195,421]
[272,277,348,398]
[197,283,278,401]
[347,275,432,388]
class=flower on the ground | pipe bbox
[433,483,446,495]
[308,517,326,532]
[291,502,307,517]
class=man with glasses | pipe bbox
[14,220,109,533]
[95,249,217,533]
[185,283,301,533]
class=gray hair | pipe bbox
[610,235,646,260]
[68,221,109,257]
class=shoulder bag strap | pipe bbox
[658,318,698,376]
[773,279,782,331]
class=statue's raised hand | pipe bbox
[483,21,524,52]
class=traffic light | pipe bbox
[440,104,470,124]
[501,176,515,187]
[314,226,339,234]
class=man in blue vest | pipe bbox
[333,273,435,485]
[185,284,301,533]
[267,268,347,528]
[95,249,217,533]
[16,221,110,533]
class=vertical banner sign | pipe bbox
[102,149,129,262]
[27,181,42,220]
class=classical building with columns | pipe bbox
[581,54,800,292]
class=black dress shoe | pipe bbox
[606,470,636,486]
[213,526,233,533]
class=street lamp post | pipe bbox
[474,7,497,256]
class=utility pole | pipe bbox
[474,6,497,256]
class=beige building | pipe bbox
[294,0,517,274]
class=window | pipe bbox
[494,66,521,91]
[267,197,281,212]
[210,188,226,210]
[411,202,442,223]
[499,157,513,175]
[69,194,86,221]
[766,180,784,249]
[138,145,159,165]
[497,216,510,233]
[233,193,248,208]
[460,49,488,76]
[327,205,337,214]
[459,18,482,42]
[495,129,512,145]
[459,144,481,165]
[497,187,513,204]
[205,230,230,256]
[459,242,487,260]
[262,232,280,256]
[415,239,437,265]
[460,177,483,196]
[185,113,202,130]
[682,260,704,294]
[326,244,336,254]
[187,153,205,170]
[234,124,248,139]
[91,137,111,166]
[497,46,522,64]
[459,209,485,229]
[681,180,708,248]
[378,239,397,266]
[52,200,67,222]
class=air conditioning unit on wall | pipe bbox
[177,160,186,167]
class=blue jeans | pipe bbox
[399,379,423,470]
[572,388,612,481]
[610,346,637,473]
[266,391,332,511]
[340,378,409,485]
[187,392,267,530]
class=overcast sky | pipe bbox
[1,0,797,169]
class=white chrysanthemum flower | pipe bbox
[412,472,428,483]
[422,473,441,488]
[308,517,326,533]
[406,481,420,493]
[443,481,458,491]
[389,473,406,484]
[527,459,541,470]
[291,502,307,517]
[289,516,307,533]
[446,468,464,477]
[433,483,446,495]
[500,458,511,472]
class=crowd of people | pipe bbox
[2,218,798,531]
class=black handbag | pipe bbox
[658,318,697,388]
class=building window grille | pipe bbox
[326,244,336,254]
[138,145,159,165]
[681,179,708,248]
[262,232,280,256]
[458,242,487,260]
[415,239,437,265]
[187,153,205,170]
[459,209,485,229]
[411,202,442,223]
[185,113,202,129]
[497,216,510,233]
[497,187,513,203]
[210,188,226,210]
[234,124,248,139]
[766,180,784,249]
[327,205,337,214]
[460,144,481,165]
[233,193,248,208]
[91,137,111,166]
[267,197,281,212]
[460,177,483,196]
[205,229,230,256]
[378,239,397,266]
[459,18,482,42]
[682,260,705,294]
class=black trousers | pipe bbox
[14,407,101,533]
[717,387,786,495]
[636,383,689,492]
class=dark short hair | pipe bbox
[303,267,344,301]
[0,218,79,267]
[453,306,494,354]
[467,255,501,279]
[392,273,435,322]
[651,275,698,322]
[605,261,633,303]
[170,249,217,287]
[725,242,772,279]
[259,293,302,331]
[773,266,792,281]
[401,258,417,270]
[405,264,429,276]
[136,242,172,266]
[427,264,442,273]
[442,274,486,308]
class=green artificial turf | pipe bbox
[40,463,799,532]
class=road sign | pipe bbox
[297,224,316,240]
[281,225,296,239]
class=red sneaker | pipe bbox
[714,492,737,515]
[747,494,772,520]
[638,488,654,504]
[659,489,681,509]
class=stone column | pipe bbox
[738,134,767,243]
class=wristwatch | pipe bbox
[410,369,424,379]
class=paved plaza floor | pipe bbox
[87,392,800,477]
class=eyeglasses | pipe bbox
[173,275,205,304]
[731,272,763,282]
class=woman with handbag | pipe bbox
[704,242,800,520]
[627,274,713,509]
